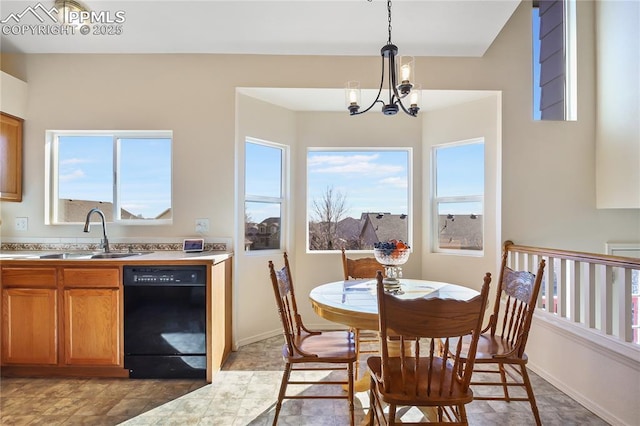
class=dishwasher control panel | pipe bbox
[123,265,206,286]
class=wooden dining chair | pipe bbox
[341,247,384,379]
[268,253,356,426]
[367,271,491,425]
[456,243,546,426]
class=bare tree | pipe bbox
[309,186,348,250]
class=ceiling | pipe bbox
[0,0,518,112]
[1,0,519,55]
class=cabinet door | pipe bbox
[64,288,120,366]
[0,112,23,202]
[1,288,58,365]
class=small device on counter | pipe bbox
[183,238,204,252]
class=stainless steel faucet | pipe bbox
[83,208,110,253]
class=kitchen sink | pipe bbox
[39,251,151,259]
[39,252,93,259]
[90,252,149,259]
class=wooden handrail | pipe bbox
[504,240,640,270]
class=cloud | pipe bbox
[309,153,403,175]
[60,157,91,166]
[378,176,407,188]
[308,153,379,167]
[59,169,85,182]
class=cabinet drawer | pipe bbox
[1,267,57,288]
[63,268,120,288]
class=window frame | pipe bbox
[45,130,173,225]
[431,138,485,256]
[243,137,288,254]
[306,147,413,254]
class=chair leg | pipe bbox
[354,328,361,379]
[520,365,542,426]
[273,363,291,426]
[388,403,397,425]
[458,404,468,424]
[368,375,377,426]
[499,364,510,401]
[348,361,355,426]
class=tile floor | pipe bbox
[1,335,608,425]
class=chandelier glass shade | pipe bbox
[346,0,421,117]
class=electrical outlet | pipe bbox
[195,218,209,234]
[15,217,28,231]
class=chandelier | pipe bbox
[346,0,421,117]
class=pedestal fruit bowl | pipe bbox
[373,240,410,289]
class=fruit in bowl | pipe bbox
[373,240,411,264]
[373,240,411,286]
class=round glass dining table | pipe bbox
[309,278,481,331]
[309,277,482,420]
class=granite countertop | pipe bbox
[0,250,233,264]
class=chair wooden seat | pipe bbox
[269,253,356,426]
[288,330,356,361]
[367,271,491,425]
[473,334,529,361]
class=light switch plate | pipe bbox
[15,217,28,231]
[195,218,209,234]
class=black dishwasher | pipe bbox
[123,265,207,379]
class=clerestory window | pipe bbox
[533,0,577,121]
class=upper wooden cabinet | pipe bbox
[0,112,23,202]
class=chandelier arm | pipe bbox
[352,53,388,115]
[395,94,417,116]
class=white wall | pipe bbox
[527,316,640,426]
[595,0,640,208]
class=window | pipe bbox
[432,140,484,254]
[46,131,172,224]
[533,0,577,121]
[307,149,411,252]
[244,138,286,251]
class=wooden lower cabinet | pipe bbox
[1,265,125,376]
[1,288,58,365]
[64,288,120,365]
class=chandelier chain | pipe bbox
[387,0,393,44]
